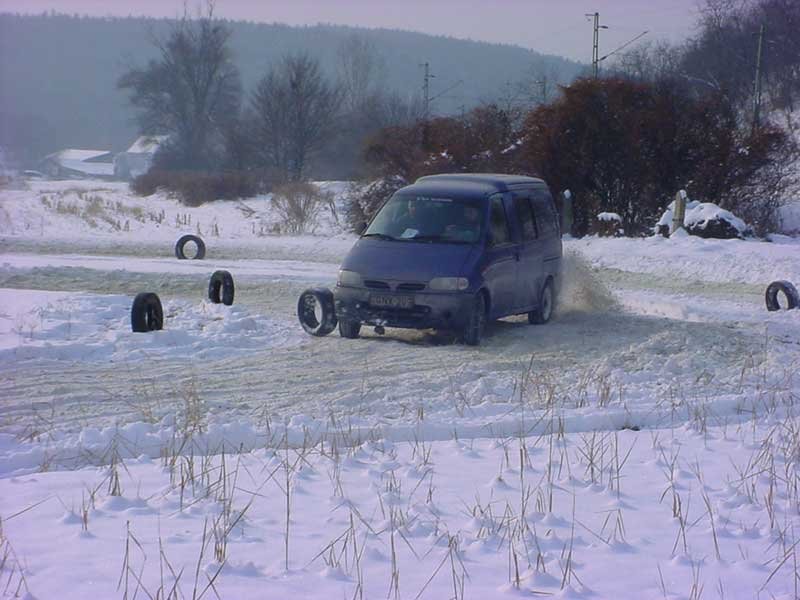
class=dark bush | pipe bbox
[349,104,525,231]
[345,177,406,232]
[518,78,790,236]
[131,170,260,206]
[356,78,791,237]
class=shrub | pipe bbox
[352,103,524,232]
[362,104,521,184]
[270,182,330,234]
[131,170,260,206]
[344,177,406,232]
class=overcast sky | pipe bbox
[0,0,704,62]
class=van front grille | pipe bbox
[364,280,391,290]
[396,282,426,292]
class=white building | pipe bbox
[113,135,167,180]
[39,149,115,180]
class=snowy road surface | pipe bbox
[1,181,799,599]
[1,244,797,446]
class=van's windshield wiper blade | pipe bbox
[409,235,471,244]
[362,232,398,241]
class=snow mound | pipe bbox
[1,288,304,363]
[597,212,621,222]
[685,202,750,239]
[656,198,750,239]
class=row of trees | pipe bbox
[612,0,800,126]
[120,1,796,235]
[119,5,421,188]
[354,77,790,236]
[354,0,797,236]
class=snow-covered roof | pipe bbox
[48,149,112,162]
[126,135,167,154]
[58,159,115,176]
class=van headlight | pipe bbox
[337,270,363,287]
[429,277,469,291]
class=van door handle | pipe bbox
[514,251,520,261]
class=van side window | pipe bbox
[532,189,559,236]
[489,195,510,245]
[512,192,538,240]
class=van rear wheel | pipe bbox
[529,280,554,324]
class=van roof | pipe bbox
[403,173,546,199]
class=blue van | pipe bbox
[334,174,562,345]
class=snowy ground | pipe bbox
[1,180,799,599]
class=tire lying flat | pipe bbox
[175,234,206,260]
[131,292,164,332]
[765,280,799,311]
[297,288,338,336]
[208,270,235,306]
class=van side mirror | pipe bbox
[356,221,367,235]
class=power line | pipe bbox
[598,30,649,63]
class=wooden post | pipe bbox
[561,189,573,236]
[672,190,686,234]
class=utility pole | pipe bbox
[502,80,515,114]
[585,12,608,78]
[752,23,766,133]
[421,61,434,121]
[534,78,548,104]
[420,61,434,147]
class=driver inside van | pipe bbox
[395,198,421,238]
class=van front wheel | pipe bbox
[339,319,361,339]
[462,292,486,346]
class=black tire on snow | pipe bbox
[297,288,338,337]
[208,270,235,306]
[131,292,164,333]
[529,279,555,324]
[462,292,487,346]
[338,319,361,339]
[175,234,206,260]
[765,280,800,311]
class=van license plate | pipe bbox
[370,294,414,309]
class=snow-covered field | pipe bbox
[1,180,799,599]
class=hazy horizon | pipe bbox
[0,0,703,63]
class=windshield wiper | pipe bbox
[408,234,471,244]
[362,232,398,241]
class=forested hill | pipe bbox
[0,12,583,166]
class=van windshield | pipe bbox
[364,194,485,244]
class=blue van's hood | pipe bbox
[341,238,478,281]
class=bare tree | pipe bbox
[755,0,800,115]
[117,2,241,170]
[613,41,683,83]
[250,53,342,181]
[363,91,425,130]
[337,33,386,114]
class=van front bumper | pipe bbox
[334,286,472,330]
